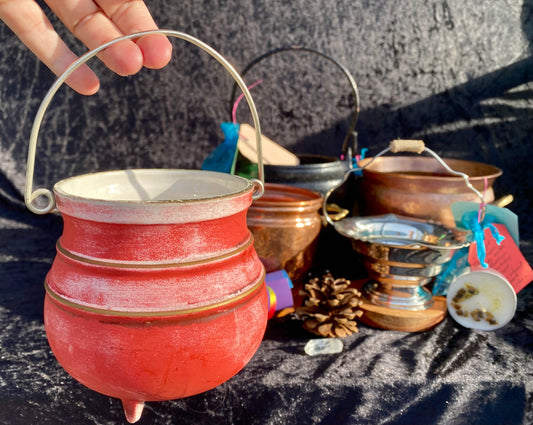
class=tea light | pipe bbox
[446,269,517,331]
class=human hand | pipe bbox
[0,0,173,95]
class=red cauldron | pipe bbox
[25,31,268,423]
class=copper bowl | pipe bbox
[247,183,323,282]
[358,156,502,228]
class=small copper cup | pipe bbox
[247,183,323,282]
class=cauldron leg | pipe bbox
[122,399,145,423]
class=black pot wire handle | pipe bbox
[229,45,360,157]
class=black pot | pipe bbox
[230,46,361,196]
[263,154,350,195]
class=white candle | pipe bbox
[446,269,517,331]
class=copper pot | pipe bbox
[358,156,502,227]
[247,183,323,282]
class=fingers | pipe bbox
[136,33,173,70]
[45,0,143,77]
[0,0,100,95]
[96,0,172,70]
[0,0,173,95]
[45,0,172,76]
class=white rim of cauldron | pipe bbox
[53,169,254,204]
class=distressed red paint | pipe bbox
[43,170,268,423]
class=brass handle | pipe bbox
[25,29,265,215]
[491,194,513,208]
[325,203,349,222]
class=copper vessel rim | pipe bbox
[252,183,323,208]
[359,157,503,180]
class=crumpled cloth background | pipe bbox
[0,1,532,424]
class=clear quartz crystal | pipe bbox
[304,338,343,356]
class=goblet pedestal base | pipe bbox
[352,280,447,332]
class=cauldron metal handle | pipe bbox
[229,45,360,156]
[25,29,265,215]
[323,139,487,226]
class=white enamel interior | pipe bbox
[54,169,251,202]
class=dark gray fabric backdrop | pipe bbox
[0,1,532,424]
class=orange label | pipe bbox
[468,223,533,293]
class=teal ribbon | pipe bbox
[461,211,505,268]
[353,147,368,176]
[201,122,240,174]
[432,212,505,296]
[432,246,469,296]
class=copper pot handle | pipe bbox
[323,139,486,226]
[25,29,265,215]
[389,139,425,154]
[228,45,360,156]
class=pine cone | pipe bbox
[297,272,363,338]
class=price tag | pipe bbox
[468,223,533,293]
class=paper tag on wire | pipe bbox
[468,223,533,293]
